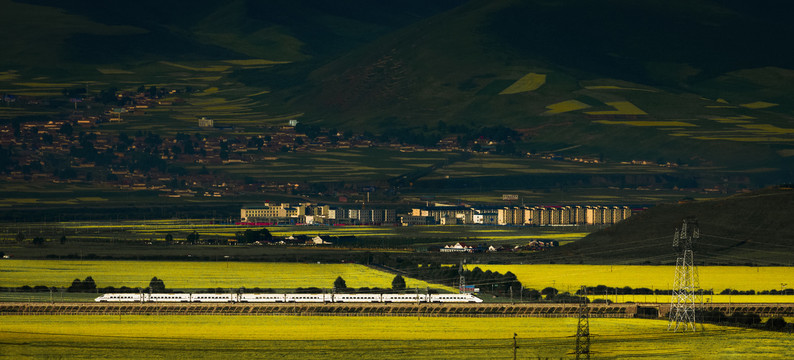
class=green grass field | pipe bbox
[0,260,457,292]
[1,316,791,359]
[186,148,461,182]
[1,219,587,245]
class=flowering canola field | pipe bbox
[0,260,456,291]
[480,264,794,293]
[1,316,791,359]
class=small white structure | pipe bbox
[198,117,214,128]
[440,242,474,253]
[312,235,333,245]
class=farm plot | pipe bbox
[423,153,674,181]
[0,260,457,292]
[479,264,794,295]
[584,101,648,115]
[0,217,588,246]
[1,316,792,359]
[190,148,461,182]
[543,99,591,115]
[499,72,546,94]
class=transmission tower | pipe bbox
[668,218,702,332]
[575,285,590,360]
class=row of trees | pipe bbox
[331,275,406,293]
[702,310,793,333]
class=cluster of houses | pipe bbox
[240,202,637,227]
[273,234,356,246]
[440,239,559,253]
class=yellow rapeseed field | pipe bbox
[479,264,794,293]
[499,73,546,94]
[738,124,794,134]
[709,115,754,124]
[0,71,20,81]
[585,101,648,115]
[542,99,591,115]
[0,260,457,291]
[740,101,779,109]
[2,316,791,359]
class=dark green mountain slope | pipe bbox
[529,186,794,266]
[281,0,794,177]
[2,0,793,184]
[7,0,466,66]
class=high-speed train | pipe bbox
[95,293,483,303]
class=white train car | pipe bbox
[429,294,482,303]
[239,293,287,303]
[95,292,484,303]
[191,293,235,302]
[94,293,143,302]
[285,294,326,303]
[146,293,192,302]
[334,294,383,303]
[382,293,427,303]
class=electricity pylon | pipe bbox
[575,285,590,360]
[668,218,701,332]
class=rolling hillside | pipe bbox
[1,0,793,185]
[528,186,794,266]
[290,0,794,173]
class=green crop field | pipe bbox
[0,219,587,245]
[0,260,456,292]
[186,148,461,182]
[1,316,791,359]
[480,264,794,294]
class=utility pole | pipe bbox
[458,259,466,293]
[668,218,702,332]
[513,333,518,360]
[575,285,590,360]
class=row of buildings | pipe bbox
[407,205,634,226]
[240,203,397,225]
[240,203,636,226]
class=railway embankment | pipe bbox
[1,302,632,317]
[2,302,792,318]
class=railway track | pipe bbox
[2,302,791,318]
[1,302,633,317]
